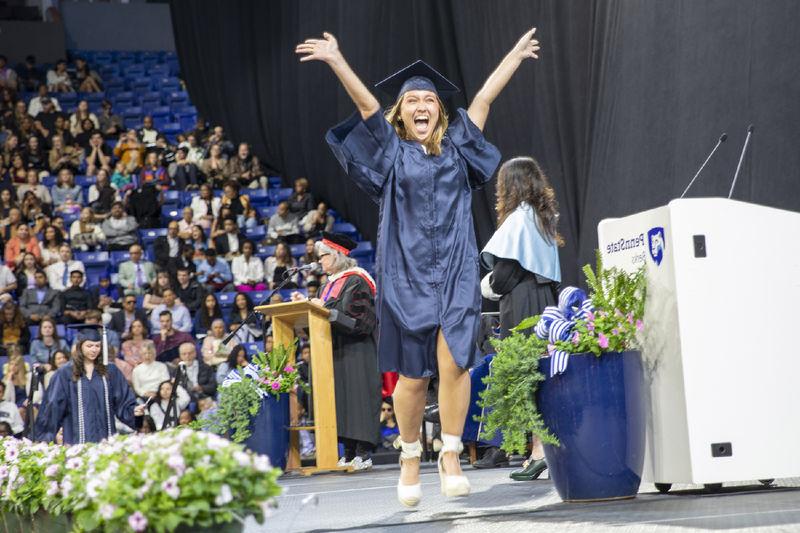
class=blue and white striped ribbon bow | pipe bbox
[534,286,595,377]
[221,364,268,398]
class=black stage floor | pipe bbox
[244,461,800,532]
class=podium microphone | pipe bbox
[680,133,727,199]
[728,124,754,199]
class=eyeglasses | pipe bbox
[381,408,392,412]
[319,253,330,259]
[124,300,136,305]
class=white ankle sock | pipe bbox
[441,433,462,453]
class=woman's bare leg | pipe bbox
[393,374,429,485]
[436,329,471,476]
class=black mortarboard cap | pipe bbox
[375,60,460,100]
[68,324,104,343]
[321,231,357,254]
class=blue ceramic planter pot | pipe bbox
[244,393,290,470]
[537,351,645,502]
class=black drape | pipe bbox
[171,0,800,287]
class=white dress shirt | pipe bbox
[231,255,264,285]
[45,260,86,291]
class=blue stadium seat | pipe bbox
[247,189,270,206]
[114,92,135,107]
[129,77,152,92]
[110,251,131,267]
[139,91,162,109]
[269,188,293,203]
[176,111,197,133]
[256,244,276,259]
[244,343,261,355]
[333,222,359,239]
[350,241,374,260]
[250,291,269,304]
[279,288,306,301]
[104,79,126,96]
[161,206,181,222]
[84,91,106,104]
[121,106,143,119]
[148,65,170,78]
[161,123,182,143]
[75,174,96,188]
[157,78,181,93]
[41,175,56,188]
[75,251,109,266]
[216,292,237,309]
[180,190,199,207]
[162,189,181,206]
[167,90,188,105]
[140,228,167,246]
[290,244,305,257]
[85,266,109,287]
[59,92,78,107]
[257,205,278,220]
[244,225,266,242]
[268,176,283,189]
[150,106,172,130]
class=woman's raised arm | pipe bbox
[468,28,540,131]
[296,32,381,120]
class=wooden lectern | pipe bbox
[255,301,348,475]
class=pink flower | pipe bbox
[572,332,580,345]
[270,381,281,391]
[612,328,619,336]
[627,312,634,324]
[586,321,595,332]
[586,310,595,321]
[128,511,148,532]
[614,308,623,317]
[636,319,644,331]
[100,504,116,520]
[598,333,609,349]
[284,365,294,373]
[161,476,180,499]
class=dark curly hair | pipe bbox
[495,157,564,246]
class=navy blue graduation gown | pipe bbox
[327,108,501,377]
[36,362,137,444]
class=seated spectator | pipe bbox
[84,309,120,352]
[212,215,246,261]
[60,270,94,324]
[243,205,260,231]
[177,207,194,239]
[45,243,86,291]
[264,241,298,289]
[182,134,205,165]
[187,225,207,259]
[153,220,184,269]
[267,202,301,244]
[69,207,106,251]
[19,269,60,324]
[38,225,63,267]
[73,118,98,151]
[179,410,195,426]
[4,223,41,269]
[170,146,200,190]
[0,55,17,92]
[88,169,119,216]
[150,289,191,334]
[137,116,159,147]
[151,310,194,363]
[174,267,205,315]
[138,151,169,189]
[219,180,251,226]
[196,248,233,292]
[23,136,47,169]
[195,295,226,338]
[6,153,27,184]
[167,243,197,280]
[0,261,16,304]
[88,274,119,314]
[17,169,52,206]
[117,318,150,382]
[15,252,38,297]
[48,134,81,175]
[69,100,99,137]
[85,131,112,177]
[73,58,103,93]
[232,240,266,292]
[125,181,162,228]
[113,130,144,175]
[148,378,190,430]
[301,202,335,236]
[143,270,174,311]
[117,244,157,296]
[228,142,266,189]
[98,100,123,138]
[28,84,60,117]
[17,56,44,93]
[43,349,69,389]
[288,177,315,216]
[299,237,319,266]
[0,189,18,218]
[205,125,235,156]
[227,292,261,344]
[50,216,69,242]
[200,143,229,189]
[51,168,83,215]
[0,382,23,435]
[1,210,23,246]
[0,302,30,352]
[190,183,221,229]
[51,115,75,148]
[29,317,69,365]
[178,342,217,402]
[152,134,176,167]
[111,161,133,193]
[101,201,138,252]
[1,133,18,168]
[33,98,59,143]
[110,294,148,340]
[214,342,247,383]
[131,339,169,398]
[46,60,73,92]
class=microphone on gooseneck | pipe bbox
[680,133,728,199]
[286,262,320,275]
[728,125,754,199]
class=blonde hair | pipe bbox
[6,350,27,387]
[384,93,449,156]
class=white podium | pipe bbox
[598,198,800,486]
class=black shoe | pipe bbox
[423,404,440,424]
[472,446,509,469]
[510,457,547,481]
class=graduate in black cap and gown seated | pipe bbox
[297,28,541,506]
[36,324,144,444]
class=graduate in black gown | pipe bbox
[297,28,541,506]
[480,156,563,480]
[297,232,381,470]
[36,325,144,445]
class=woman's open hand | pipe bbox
[296,32,343,65]
[509,28,540,61]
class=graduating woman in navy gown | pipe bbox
[297,28,541,506]
[37,325,144,444]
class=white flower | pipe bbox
[61,478,73,497]
[167,454,185,473]
[65,446,83,458]
[100,503,116,520]
[86,478,103,499]
[234,451,251,467]
[136,480,153,498]
[66,457,83,470]
[214,484,233,506]
[161,476,181,500]
[44,464,59,477]
[128,511,148,532]
[5,447,18,461]
[253,455,271,472]
[46,481,59,497]
[0,465,8,479]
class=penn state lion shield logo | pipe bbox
[648,227,665,266]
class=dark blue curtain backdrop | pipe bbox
[170,0,800,288]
